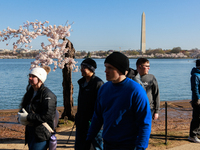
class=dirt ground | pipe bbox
[148,100,193,149]
[0,100,195,149]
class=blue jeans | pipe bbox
[103,140,145,150]
[27,126,48,150]
[28,137,48,150]
[92,129,103,150]
[104,144,144,150]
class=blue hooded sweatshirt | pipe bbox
[191,67,200,102]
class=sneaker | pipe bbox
[188,136,200,143]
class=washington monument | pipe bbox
[141,12,146,53]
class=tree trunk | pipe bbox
[61,39,75,121]
[61,65,75,120]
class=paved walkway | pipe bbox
[167,143,200,150]
[1,126,200,150]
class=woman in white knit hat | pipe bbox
[18,66,57,150]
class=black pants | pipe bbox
[189,104,200,137]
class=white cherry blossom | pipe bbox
[0,20,77,71]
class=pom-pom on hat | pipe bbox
[104,52,129,75]
[29,66,51,83]
[81,58,97,72]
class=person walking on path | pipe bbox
[137,58,160,120]
[75,58,104,150]
[188,59,200,143]
[85,52,152,150]
[18,66,57,150]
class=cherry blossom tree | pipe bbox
[0,20,77,120]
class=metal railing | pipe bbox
[164,101,192,144]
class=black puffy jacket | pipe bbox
[75,74,104,128]
[22,84,57,143]
[126,68,145,89]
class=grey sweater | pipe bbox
[141,74,160,113]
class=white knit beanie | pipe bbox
[29,67,47,83]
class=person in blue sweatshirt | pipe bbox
[85,52,152,150]
[188,59,200,143]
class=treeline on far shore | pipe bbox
[1,47,200,59]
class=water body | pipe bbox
[0,58,195,110]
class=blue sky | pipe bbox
[0,0,200,52]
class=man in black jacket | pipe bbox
[75,58,104,150]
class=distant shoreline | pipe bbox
[0,57,193,59]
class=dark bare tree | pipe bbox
[61,38,76,121]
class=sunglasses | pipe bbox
[141,65,150,68]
